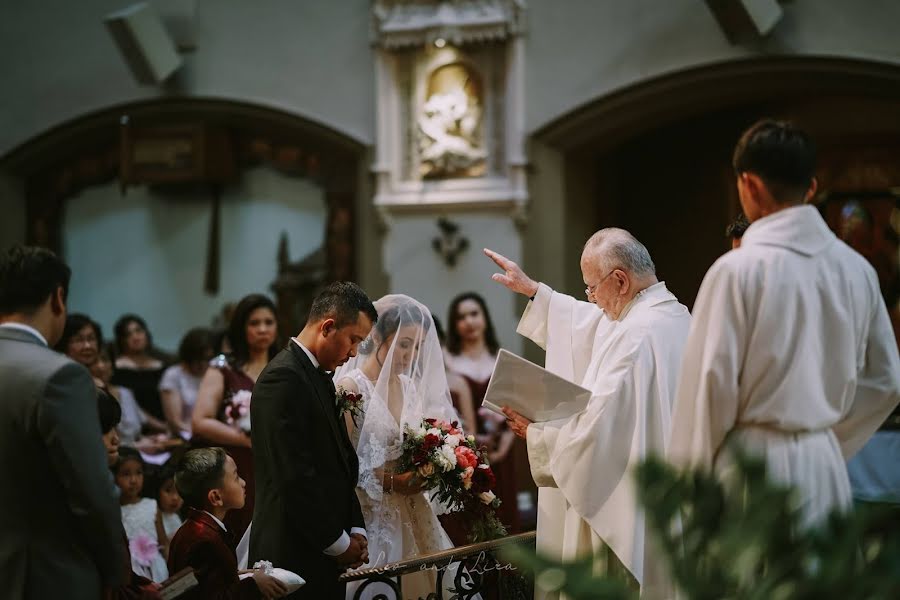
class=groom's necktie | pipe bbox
[317,366,337,399]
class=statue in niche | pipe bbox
[418,62,486,178]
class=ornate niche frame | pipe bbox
[371,0,527,217]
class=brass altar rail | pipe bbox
[338,531,535,599]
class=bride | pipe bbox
[335,295,477,600]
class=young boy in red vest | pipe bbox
[168,448,287,599]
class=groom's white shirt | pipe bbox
[291,337,367,556]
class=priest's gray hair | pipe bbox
[583,228,656,277]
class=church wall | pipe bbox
[62,166,326,352]
[525,0,900,133]
[0,173,26,250]
[0,0,374,157]
[383,213,524,356]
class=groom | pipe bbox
[249,282,377,598]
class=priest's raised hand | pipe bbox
[483,248,539,298]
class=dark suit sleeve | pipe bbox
[37,362,126,586]
[351,491,365,531]
[256,366,349,553]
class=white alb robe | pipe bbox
[669,205,900,525]
[518,281,691,600]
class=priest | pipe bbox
[485,229,690,600]
[669,120,900,526]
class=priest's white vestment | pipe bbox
[669,205,900,525]
[518,281,690,600]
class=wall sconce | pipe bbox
[432,217,469,267]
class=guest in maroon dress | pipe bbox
[445,292,520,535]
[192,294,279,539]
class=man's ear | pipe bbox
[207,488,223,508]
[614,270,630,296]
[321,318,336,337]
[804,177,818,203]
[50,286,65,316]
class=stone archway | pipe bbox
[525,56,900,307]
[1,98,369,338]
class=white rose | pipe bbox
[434,452,451,471]
[467,434,475,443]
[427,427,442,438]
[439,445,457,471]
[416,426,428,438]
[479,491,496,505]
[444,434,460,448]
[418,462,435,477]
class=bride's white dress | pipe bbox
[342,368,471,600]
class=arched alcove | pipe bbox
[0,98,376,349]
[526,56,900,307]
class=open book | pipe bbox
[159,567,198,600]
[481,349,592,422]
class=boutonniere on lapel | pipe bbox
[336,386,364,425]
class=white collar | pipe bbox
[0,322,48,346]
[291,337,320,369]
[618,281,666,321]
[202,510,228,532]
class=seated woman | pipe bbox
[192,293,279,539]
[159,327,214,439]
[112,314,168,423]
[92,347,169,456]
[54,313,102,380]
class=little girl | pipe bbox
[114,447,169,582]
[152,460,184,558]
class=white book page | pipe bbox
[481,349,592,422]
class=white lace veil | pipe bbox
[335,295,460,506]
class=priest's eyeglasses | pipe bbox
[584,269,618,298]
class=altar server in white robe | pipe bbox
[485,229,691,600]
[670,119,900,526]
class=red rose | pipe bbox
[413,448,429,465]
[423,433,442,450]
[471,465,496,493]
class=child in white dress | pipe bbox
[151,460,183,559]
[114,447,169,582]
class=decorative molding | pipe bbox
[372,0,526,49]
[371,1,528,219]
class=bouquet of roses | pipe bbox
[225,390,252,433]
[397,418,507,542]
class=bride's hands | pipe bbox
[379,469,424,495]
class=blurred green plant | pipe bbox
[504,453,900,599]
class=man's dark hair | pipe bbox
[178,327,213,364]
[227,294,279,368]
[0,245,71,315]
[732,119,816,203]
[55,313,103,354]
[97,388,122,435]
[725,213,751,240]
[175,447,228,509]
[306,282,377,329]
[446,291,500,356]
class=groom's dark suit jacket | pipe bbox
[248,342,364,599]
